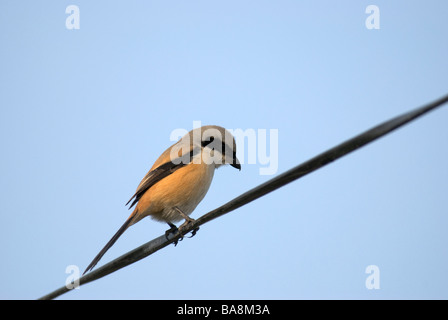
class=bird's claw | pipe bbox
[166,209,200,246]
[188,226,200,238]
[165,223,199,246]
[178,218,199,238]
[165,224,180,245]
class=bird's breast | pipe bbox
[135,162,215,223]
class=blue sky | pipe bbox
[1,1,447,299]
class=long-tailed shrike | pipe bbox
[83,125,241,274]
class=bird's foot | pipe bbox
[165,222,181,245]
[177,217,200,239]
[165,222,178,238]
[168,207,200,245]
[165,221,198,246]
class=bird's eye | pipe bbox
[201,136,215,148]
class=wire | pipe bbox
[38,93,448,300]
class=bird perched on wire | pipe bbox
[83,125,241,274]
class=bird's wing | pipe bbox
[125,146,200,209]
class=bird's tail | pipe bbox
[83,211,137,275]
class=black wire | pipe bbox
[38,93,448,300]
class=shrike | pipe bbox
[83,125,241,274]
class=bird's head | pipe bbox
[190,125,241,170]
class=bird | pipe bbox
[83,125,241,274]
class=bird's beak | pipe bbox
[230,155,241,171]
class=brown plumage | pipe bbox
[83,125,240,274]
